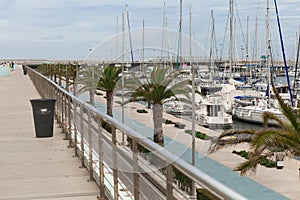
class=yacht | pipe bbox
[195,95,233,129]
[232,96,287,126]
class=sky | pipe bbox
[0,0,299,61]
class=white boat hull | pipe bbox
[233,106,285,126]
[196,114,233,128]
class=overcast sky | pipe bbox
[0,0,299,61]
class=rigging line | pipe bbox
[273,0,294,107]
[126,5,135,68]
[293,31,300,91]
[251,0,263,61]
[234,0,246,47]
[220,10,230,60]
[204,11,212,51]
[176,27,180,70]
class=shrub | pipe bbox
[164,119,174,124]
[137,109,148,113]
[185,130,208,140]
[232,150,276,168]
[260,157,276,168]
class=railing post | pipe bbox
[132,139,140,200]
[73,101,79,157]
[60,92,64,130]
[54,88,59,121]
[57,90,62,124]
[87,109,93,181]
[79,104,85,168]
[111,124,119,200]
[98,117,106,199]
[166,164,173,200]
[61,93,68,135]
[67,96,73,147]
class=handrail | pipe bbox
[27,66,248,200]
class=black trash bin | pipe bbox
[30,99,56,138]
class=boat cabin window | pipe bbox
[207,105,221,117]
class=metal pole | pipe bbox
[87,110,93,181]
[166,164,173,200]
[132,139,140,200]
[121,12,125,144]
[190,6,196,199]
[68,96,72,147]
[73,101,79,157]
[98,118,106,199]
[111,125,119,200]
[142,19,145,74]
[116,16,119,60]
[80,104,85,168]
[229,0,234,78]
[267,0,271,108]
[179,0,182,68]
[64,93,68,139]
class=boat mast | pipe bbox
[161,1,166,65]
[273,0,294,107]
[293,29,300,96]
[246,16,250,78]
[142,19,145,74]
[116,16,118,61]
[209,10,216,74]
[266,0,271,108]
[179,0,183,69]
[229,0,234,78]
[176,0,183,70]
[126,4,135,68]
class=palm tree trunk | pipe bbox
[152,103,164,146]
[106,91,113,117]
[89,89,95,106]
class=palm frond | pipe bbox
[209,129,256,153]
[97,65,121,93]
[235,155,265,175]
[263,111,288,130]
[252,128,300,153]
[270,73,300,133]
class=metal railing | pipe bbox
[27,67,248,200]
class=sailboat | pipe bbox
[233,0,295,126]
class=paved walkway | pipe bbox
[0,66,98,200]
[93,92,300,200]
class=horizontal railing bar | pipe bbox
[27,67,248,200]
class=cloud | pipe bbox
[0,0,298,59]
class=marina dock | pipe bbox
[0,66,99,199]
[0,64,299,199]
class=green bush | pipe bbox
[185,130,208,140]
[240,150,249,159]
[232,150,276,168]
[232,150,249,159]
[164,119,174,124]
[137,109,148,113]
[260,157,276,168]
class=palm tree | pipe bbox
[77,65,102,106]
[126,67,192,146]
[97,65,122,117]
[209,74,300,175]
